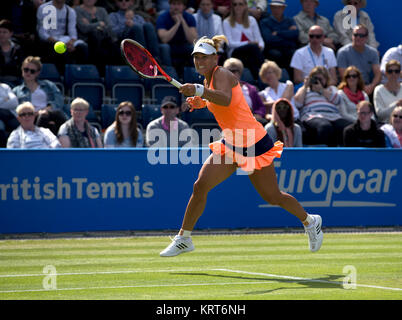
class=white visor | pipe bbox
[192,40,217,55]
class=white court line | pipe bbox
[214,268,402,292]
[0,268,214,278]
[0,281,274,294]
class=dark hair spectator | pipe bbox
[343,100,385,147]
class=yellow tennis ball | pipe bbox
[54,41,66,54]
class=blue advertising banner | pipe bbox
[0,148,401,234]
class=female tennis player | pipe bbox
[160,35,323,257]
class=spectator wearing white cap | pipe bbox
[293,0,339,51]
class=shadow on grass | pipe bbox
[170,272,345,295]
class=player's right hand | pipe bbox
[186,96,207,112]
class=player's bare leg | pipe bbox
[160,153,237,257]
[248,162,323,252]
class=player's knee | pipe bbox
[192,179,210,197]
[263,193,282,206]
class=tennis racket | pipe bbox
[120,39,182,89]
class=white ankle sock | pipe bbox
[181,230,192,238]
[303,214,314,227]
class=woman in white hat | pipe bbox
[333,0,379,49]
[159,35,323,257]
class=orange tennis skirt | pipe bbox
[209,133,283,172]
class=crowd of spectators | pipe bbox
[0,0,401,149]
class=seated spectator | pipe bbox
[7,101,61,148]
[156,0,197,76]
[290,25,337,85]
[337,65,369,123]
[265,98,303,147]
[293,0,339,51]
[193,0,224,39]
[333,0,379,49]
[259,0,299,72]
[373,60,402,124]
[247,0,267,21]
[222,0,265,80]
[212,0,231,19]
[103,101,144,148]
[13,56,67,135]
[109,0,162,64]
[381,106,402,148]
[131,0,157,23]
[294,66,352,146]
[58,97,103,148]
[0,82,19,147]
[380,44,402,83]
[258,60,298,121]
[343,100,385,147]
[145,96,191,147]
[75,0,119,72]
[337,24,381,96]
[223,57,266,124]
[0,1,37,56]
[0,19,25,86]
[36,0,89,73]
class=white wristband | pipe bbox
[194,84,204,97]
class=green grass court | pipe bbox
[0,232,401,300]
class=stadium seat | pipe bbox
[72,82,106,112]
[101,104,117,129]
[144,65,179,91]
[182,107,217,126]
[104,65,143,91]
[64,64,103,90]
[151,84,183,105]
[112,83,145,111]
[39,63,64,94]
[190,123,221,146]
[240,67,256,86]
[141,104,161,127]
[183,66,204,84]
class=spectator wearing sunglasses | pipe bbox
[58,97,103,148]
[104,101,144,148]
[380,45,402,83]
[337,65,369,123]
[12,56,67,136]
[374,60,402,124]
[7,101,61,149]
[333,0,379,49]
[337,24,381,96]
[381,106,402,148]
[343,100,385,148]
[223,57,266,124]
[145,95,191,147]
[290,25,337,86]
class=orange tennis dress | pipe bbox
[207,66,283,172]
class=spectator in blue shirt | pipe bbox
[259,0,298,73]
[156,0,197,78]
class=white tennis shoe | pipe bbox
[304,215,323,252]
[160,235,195,257]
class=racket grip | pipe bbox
[169,78,182,89]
